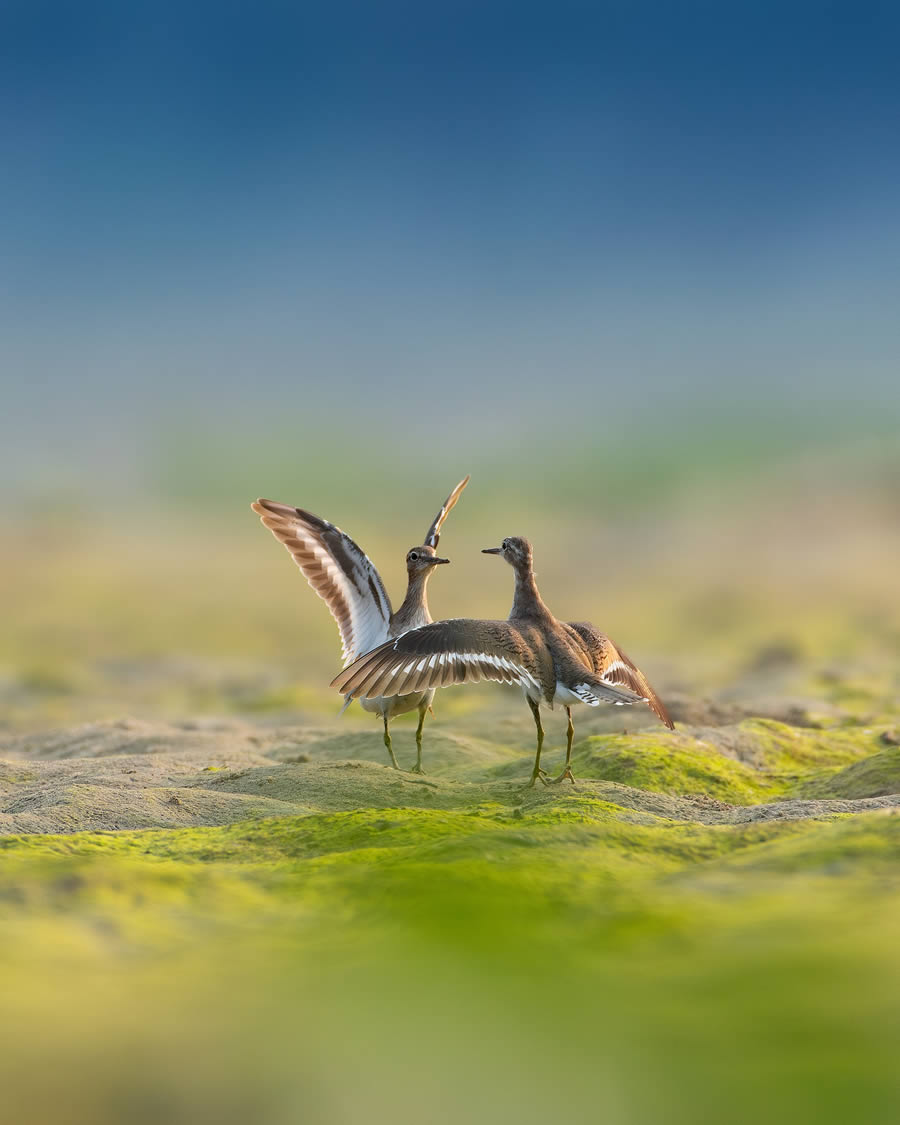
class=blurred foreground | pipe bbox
[2,715,899,1125]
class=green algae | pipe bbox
[3,752,900,1125]
[727,718,886,770]
[715,808,900,874]
[571,732,769,802]
[2,695,898,1124]
[565,720,894,804]
[797,746,900,800]
[0,799,889,942]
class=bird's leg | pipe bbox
[382,714,400,770]
[553,707,577,785]
[527,698,550,787]
[410,702,427,774]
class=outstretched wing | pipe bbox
[252,500,392,665]
[331,618,642,707]
[567,622,675,729]
[331,619,542,700]
[423,475,470,549]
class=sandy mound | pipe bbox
[0,716,897,836]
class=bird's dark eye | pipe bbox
[502,539,509,549]
[409,552,419,561]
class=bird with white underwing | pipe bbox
[252,476,469,772]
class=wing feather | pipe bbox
[252,500,392,665]
[423,475,470,549]
[568,622,675,729]
[331,619,542,699]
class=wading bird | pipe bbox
[332,535,673,785]
[251,476,469,771]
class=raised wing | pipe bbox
[567,622,675,729]
[252,500,392,665]
[331,619,544,700]
[423,475,470,549]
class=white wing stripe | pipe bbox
[356,646,539,697]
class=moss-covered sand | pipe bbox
[2,708,899,1125]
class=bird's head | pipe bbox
[481,536,533,570]
[405,544,450,575]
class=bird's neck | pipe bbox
[509,564,549,620]
[394,569,433,630]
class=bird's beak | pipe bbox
[481,547,502,555]
[432,556,450,565]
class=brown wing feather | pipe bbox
[567,622,675,730]
[331,619,540,699]
[423,475,470,549]
[251,500,392,665]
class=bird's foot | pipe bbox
[409,762,426,775]
[552,766,576,786]
[527,768,551,788]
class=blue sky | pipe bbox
[3,1,899,496]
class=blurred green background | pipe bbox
[3,2,900,1122]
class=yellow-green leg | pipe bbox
[383,714,400,770]
[410,703,427,774]
[527,698,550,787]
[553,707,577,785]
